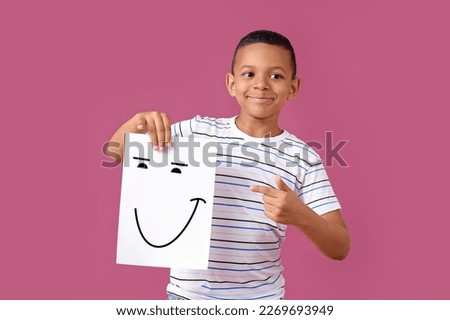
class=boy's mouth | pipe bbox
[247,96,274,103]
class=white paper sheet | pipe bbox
[116,133,216,269]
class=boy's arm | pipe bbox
[251,176,350,260]
[106,111,172,163]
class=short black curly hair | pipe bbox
[231,30,297,79]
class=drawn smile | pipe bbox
[134,198,206,248]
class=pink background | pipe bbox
[1,0,449,299]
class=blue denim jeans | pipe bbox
[168,294,186,300]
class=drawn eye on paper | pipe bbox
[116,133,216,270]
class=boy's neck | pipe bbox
[235,115,283,138]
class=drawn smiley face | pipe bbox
[132,157,206,248]
[117,133,217,269]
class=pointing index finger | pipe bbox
[250,185,278,197]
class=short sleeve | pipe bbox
[171,117,196,138]
[299,162,341,215]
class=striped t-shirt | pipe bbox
[167,115,341,300]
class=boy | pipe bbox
[108,30,350,300]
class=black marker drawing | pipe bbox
[134,157,150,169]
[134,157,151,161]
[171,167,182,174]
[170,162,188,174]
[117,134,216,269]
[171,162,188,166]
[134,198,206,248]
[134,158,189,174]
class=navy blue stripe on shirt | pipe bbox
[210,246,279,252]
[211,224,274,232]
[170,274,275,285]
[208,257,281,265]
[217,160,297,187]
[208,263,281,272]
[215,173,274,188]
[213,202,264,212]
[193,131,244,140]
[202,273,282,291]
[299,184,333,197]
[218,141,309,171]
[310,200,339,211]
[206,293,278,300]
[197,119,232,129]
[212,217,284,232]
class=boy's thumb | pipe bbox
[136,119,146,131]
[275,175,291,192]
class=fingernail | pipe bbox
[137,125,143,130]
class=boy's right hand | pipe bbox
[134,111,172,150]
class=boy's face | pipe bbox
[226,43,300,123]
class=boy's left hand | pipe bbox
[250,176,304,225]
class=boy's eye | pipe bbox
[270,74,283,79]
[243,71,254,78]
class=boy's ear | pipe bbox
[287,76,301,100]
[226,73,236,97]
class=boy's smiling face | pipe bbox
[226,43,300,130]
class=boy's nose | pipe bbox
[252,75,269,90]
